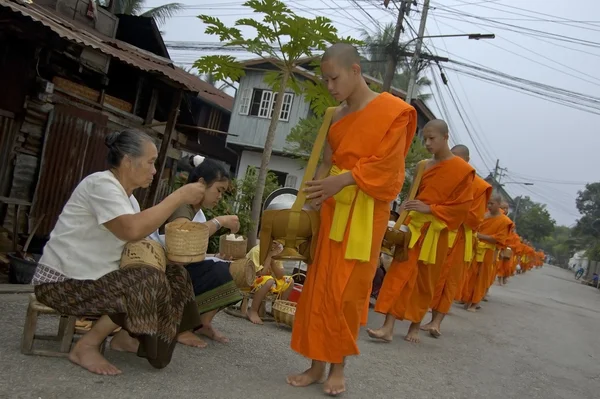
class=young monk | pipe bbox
[494,202,514,286]
[368,120,475,344]
[463,194,513,312]
[287,43,417,396]
[421,144,491,338]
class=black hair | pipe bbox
[105,130,153,168]
[188,158,231,186]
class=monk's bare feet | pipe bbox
[367,327,393,343]
[466,305,477,313]
[177,330,207,348]
[247,309,263,325]
[429,327,441,338]
[109,329,139,353]
[286,363,326,387]
[420,322,435,332]
[69,340,121,376]
[482,297,489,302]
[197,324,229,343]
[324,364,346,396]
[404,323,421,343]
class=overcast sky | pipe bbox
[145,0,599,227]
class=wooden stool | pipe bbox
[224,289,276,322]
[21,294,106,357]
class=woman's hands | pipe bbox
[175,182,206,205]
[217,215,240,234]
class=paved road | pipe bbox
[1,266,599,399]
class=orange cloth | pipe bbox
[468,213,514,303]
[375,156,475,323]
[431,225,465,314]
[455,176,492,301]
[291,93,416,363]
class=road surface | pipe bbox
[0,265,598,399]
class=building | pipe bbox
[225,57,437,189]
[0,0,232,248]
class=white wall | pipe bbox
[237,150,305,190]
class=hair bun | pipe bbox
[105,132,120,148]
[193,155,205,167]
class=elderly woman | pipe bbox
[153,157,243,346]
[31,130,205,376]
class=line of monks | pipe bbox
[284,43,546,396]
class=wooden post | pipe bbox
[133,76,145,117]
[144,89,183,208]
[144,88,158,125]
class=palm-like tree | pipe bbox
[109,0,184,26]
[360,23,432,101]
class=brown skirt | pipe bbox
[34,264,201,369]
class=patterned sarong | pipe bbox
[34,264,201,369]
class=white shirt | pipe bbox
[39,171,136,280]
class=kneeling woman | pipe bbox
[31,130,206,376]
[156,158,243,345]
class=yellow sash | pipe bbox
[329,166,374,262]
[447,229,458,248]
[407,211,447,265]
[463,225,474,263]
[476,241,496,262]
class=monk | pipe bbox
[421,144,491,338]
[368,120,475,344]
[463,194,513,312]
[287,43,417,396]
[494,202,514,286]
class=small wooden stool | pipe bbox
[21,294,77,357]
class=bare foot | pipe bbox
[247,309,263,325]
[323,365,346,396]
[109,329,139,353]
[455,300,465,305]
[286,366,325,387]
[177,330,207,348]
[420,322,435,332]
[482,297,489,302]
[466,305,477,313]
[367,327,393,343]
[197,324,229,343]
[69,340,121,376]
[429,327,441,338]
[404,323,421,343]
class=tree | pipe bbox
[512,196,556,244]
[539,225,575,266]
[194,0,356,247]
[110,0,184,26]
[360,23,432,100]
[573,182,600,259]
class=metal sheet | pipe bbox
[31,104,109,235]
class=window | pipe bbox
[245,88,294,122]
[238,89,251,115]
[284,174,298,189]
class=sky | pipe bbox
[144,0,599,227]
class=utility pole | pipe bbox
[382,0,412,92]
[493,159,508,184]
[405,0,430,105]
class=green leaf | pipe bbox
[193,55,245,82]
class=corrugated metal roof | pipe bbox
[0,0,233,112]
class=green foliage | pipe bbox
[203,167,280,253]
[109,0,184,26]
[539,225,575,266]
[512,196,556,244]
[194,0,360,89]
[284,114,323,162]
[572,182,600,259]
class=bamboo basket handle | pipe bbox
[282,107,337,247]
[394,160,427,228]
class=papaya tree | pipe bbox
[194,0,358,247]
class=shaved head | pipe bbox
[451,144,470,162]
[322,43,361,68]
[423,119,449,136]
[491,193,503,203]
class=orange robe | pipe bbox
[493,215,515,281]
[467,214,513,304]
[375,156,475,323]
[498,229,519,278]
[291,93,416,363]
[456,176,492,301]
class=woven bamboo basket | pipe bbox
[219,234,248,260]
[165,220,209,263]
[120,239,167,272]
[273,300,297,328]
[229,258,255,289]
